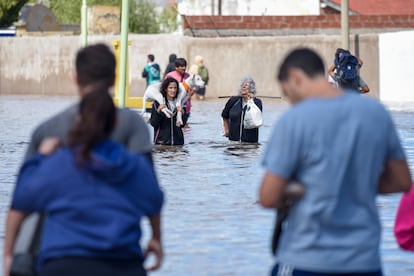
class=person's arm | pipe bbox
[24,126,44,161]
[221,98,236,137]
[328,64,336,77]
[378,159,411,194]
[260,173,305,209]
[149,102,165,129]
[142,66,148,78]
[4,138,60,276]
[359,85,370,93]
[3,210,27,276]
[260,172,288,208]
[222,119,230,137]
[145,214,163,271]
[358,77,370,93]
[378,115,412,194]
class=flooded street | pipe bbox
[1,95,414,275]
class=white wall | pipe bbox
[178,0,320,16]
[379,31,414,102]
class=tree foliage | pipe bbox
[159,4,178,33]
[47,0,179,34]
[50,0,121,25]
[129,0,159,34]
[0,0,29,27]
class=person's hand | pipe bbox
[248,92,255,100]
[3,254,12,276]
[39,137,60,155]
[157,104,167,114]
[144,238,163,271]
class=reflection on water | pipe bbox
[1,96,414,275]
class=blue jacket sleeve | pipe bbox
[11,153,61,213]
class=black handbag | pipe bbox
[10,213,44,276]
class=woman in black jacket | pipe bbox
[150,77,188,145]
[222,76,262,143]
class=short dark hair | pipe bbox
[160,77,179,100]
[175,58,187,68]
[148,54,155,62]
[75,44,116,88]
[278,48,325,81]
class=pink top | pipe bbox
[165,71,189,82]
[395,184,414,251]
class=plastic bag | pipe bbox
[243,99,262,129]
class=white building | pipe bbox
[178,0,320,16]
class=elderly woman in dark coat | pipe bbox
[221,76,262,143]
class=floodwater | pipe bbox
[1,95,414,276]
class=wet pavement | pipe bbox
[0,95,413,275]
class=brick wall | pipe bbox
[182,14,414,35]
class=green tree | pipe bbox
[49,0,121,24]
[159,5,178,33]
[48,0,176,34]
[0,0,29,27]
[129,0,159,34]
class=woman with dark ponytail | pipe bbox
[9,88,164,276]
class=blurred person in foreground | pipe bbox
[7,88,163,276]
[4,43,158,276]
[259,48,411,276]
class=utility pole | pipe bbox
[118,0,130,108]
[218,0,222,15]
[81,0,87,47]
[341,0,349,50]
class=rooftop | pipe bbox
[327,0,414,15]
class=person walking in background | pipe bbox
[191,55,209,100]
[150,77,188,145]
[164,53,177,77]
[165,57,190,82]
[7,88,164,276]
[328,48,369,93]
[260,48,411,276]
[3,43,155,276]
[221,76,262,143]
[142,54,161,87]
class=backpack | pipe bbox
[334,50,360,90]
[198,65,209,85]
[149,63,160,79]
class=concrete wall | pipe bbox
[379,30,414,102]
[0,34,379,99]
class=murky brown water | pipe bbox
[1,95,413,275]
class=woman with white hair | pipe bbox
[221,76,262,143]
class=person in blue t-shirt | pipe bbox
[8,89,164,276]
[259,48,411,276]
[142,54,161,87]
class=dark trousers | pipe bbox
[272,264,382,276]
[39,257,146,276]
